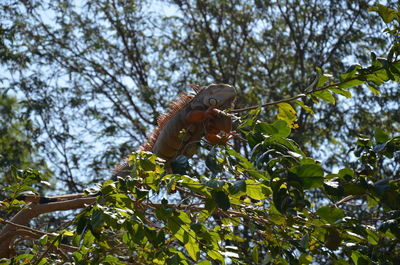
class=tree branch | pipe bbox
[0,195,96,258]
[229,62,392,113]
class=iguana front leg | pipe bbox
[185,106,220,123]
[185,106,235,144]
[205,114,235,144]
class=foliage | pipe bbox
[159,0,398,167]
[0,0,396,191]
[0,28,50,186]
[1,1,400,265]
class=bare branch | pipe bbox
[0,195,96,258]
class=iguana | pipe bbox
[112,83,237,178]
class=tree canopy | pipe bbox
[1,0,400,264]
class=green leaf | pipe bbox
[272,120,291,138]
[375,128,390,144]
[291,164,324,189]
[212,190,230,210]
[368,4,399,23]
[255,120,291,138]
[185,238,200,261]
[325,228,342,250]
[329,87,352,98]
[351,250,370,265]
[268,205,286,225]
[374,179,400,210]
[299,234,309,249]
[366,228,379,245]
[316,206,345,224]
[299,254,312,265]
[344,183,366,195]
[252,246,259,264]
[294,100,314,114]
[37,258,49,265]
[226,148,253,170]
[338,79,365,89]
[227,148,268,180]
[337,168,354,179]
[255,122,278,136]
[356,135,372,147]
[82,230,95,246]
[366,69,389,86]
[140,158,155,171]
[367,84,381,94]
[347,232,366,246]
[177,211,192,224]
[166,253,181,265]
[180,175,211,198]
[312,90,335,104]
[245,180,271,200]
[277,103,298,129]
[229,180,246,195]
[100,255,124,264]
[205,197,217,212]
[317,73,333,87]
[206,147,223,175]
[207,249,225,264]
[205,179,225,190]
[340,64,362,81]
[90,209,104,231]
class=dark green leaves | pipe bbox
[316,206,345,224]
[229,180,246,195]
[372,179,400,210]
[290,164,324,189]
[212,190,230,210]
[374,128,390,144]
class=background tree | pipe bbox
[0,2,50,186]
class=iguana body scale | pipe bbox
[113,83,236,178]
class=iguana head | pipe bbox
[191,83,237,110]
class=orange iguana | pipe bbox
[112,83,237,178]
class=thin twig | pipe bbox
[333,195,358,207]
[0,219,46,237]
[229,64,390,113]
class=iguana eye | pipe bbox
[209,98,218,106]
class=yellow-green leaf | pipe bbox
[368,4,399,23]
[368,84,380,95]
[317,73,333,87]
[246,180,271,200]
[207,249,225,264]
[252,246,259,264]
[312,90,335,104]
[185,236,200,261]
[329,88,352,98]
[338,79,365,89]
[294,100,314,114]
[277,103,298,129]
